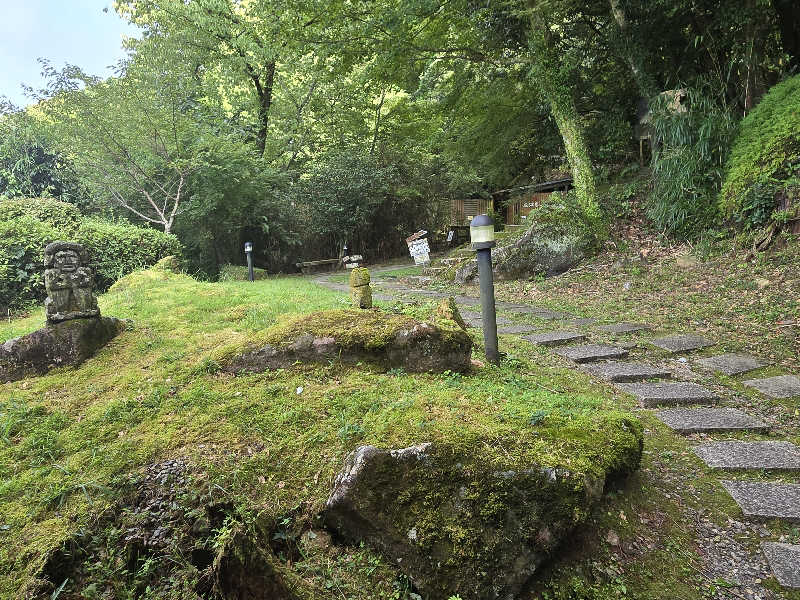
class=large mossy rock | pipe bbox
[219,309,472,374]
[0,317,125,382]
[455,223,589,284]
[325,430,643,600]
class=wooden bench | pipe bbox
[296,259,341,274]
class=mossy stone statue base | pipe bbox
[0,317,125,382]
[219,309,472,374]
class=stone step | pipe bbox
[617,382,719,407]
[453,295,481,306]
[722,481,800,523]
[595,322,650,334]
[522,331,587,347]
[567,318,598,326]
[655,408,770,434]
[743,375,800,399]
[649,334,714,353]
[460,310,511,325]
[762,542,800,588]
[500,305,569,320]
[582,361,671,382]
[497,324,540,335]
[696,353,768,376]
[555,344,629,364]
[693,441,800,471]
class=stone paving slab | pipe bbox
[454,295,481,306]
[694,441,800,471]
[595,322,650,334]
[696,353,768,376]
[761,542,800,588]
[497,324,541,335]
[722,481,800,522]
[655,408,770,434]
[460,311,511,325]
[522,331,587,347]
[649,334,715,353]
[501,306,568,320]
[582,361,671,382]
[373,293,396,302]
[567,318,598,326]
[617,382,719,407]
[555,344,629,363]
[743,375,800,399]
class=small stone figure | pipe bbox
[44,241,100,323]
[349,267,372,309]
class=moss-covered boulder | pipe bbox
[219,309,472,374]
[325,429,643,600]
[454,223,590,284]
[0,317,125,382]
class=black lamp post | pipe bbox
[244,241,254,282]
[470,214,499,363]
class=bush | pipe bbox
[646,86,738,237]
[0,198,82,232]
[0,212,182,311]
[75,219,182,291]
[0,216,60,310]
[719,74,800,228]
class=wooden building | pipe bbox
[501,177,573,225]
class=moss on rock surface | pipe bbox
[326,421,643,600]
[219,309,473,373]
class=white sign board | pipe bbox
[408,238,430,264]
[446,230,454,242]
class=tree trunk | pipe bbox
[608,0,658,98]
[528,17,601,223]
[249,61,276,157]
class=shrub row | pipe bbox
[0,199,181,311]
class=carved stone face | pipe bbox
[54,250,80,272]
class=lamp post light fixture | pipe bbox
[470,214,499,364]
[244,241,254,282]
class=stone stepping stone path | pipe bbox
[696,353,768,376]
[502,305,569,320]
[522,331,587,347]
[582,361,671,382]
[649,334,715,353]
[453,295,481,306]
[595,322,650,334]
[743,375,800,399]
[655,408,770,434]
[722,481,800,522]
[617,382,718,407]
[761,542,800,588]
[693,441,800,471]
[555,344,629,364]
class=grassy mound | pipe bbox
[0,268,641,598]
[720,74,800,227]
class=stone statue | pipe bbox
[44,241,100,323]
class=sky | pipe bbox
[0,1,140,107]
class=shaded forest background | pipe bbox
[1,0,799,282]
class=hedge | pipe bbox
[0,203,182,311]
[719,75,800,227]
[0,197,82,232]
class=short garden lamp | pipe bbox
[244,241,254,282]
[470,214,499,363]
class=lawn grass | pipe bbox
[0,268,641,599]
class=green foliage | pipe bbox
[0,197,82,232]
[0,203,181,310]
[76,218,182,291]
[720,74,800,227]
[647,86,738,237]
[0,216,60,310]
